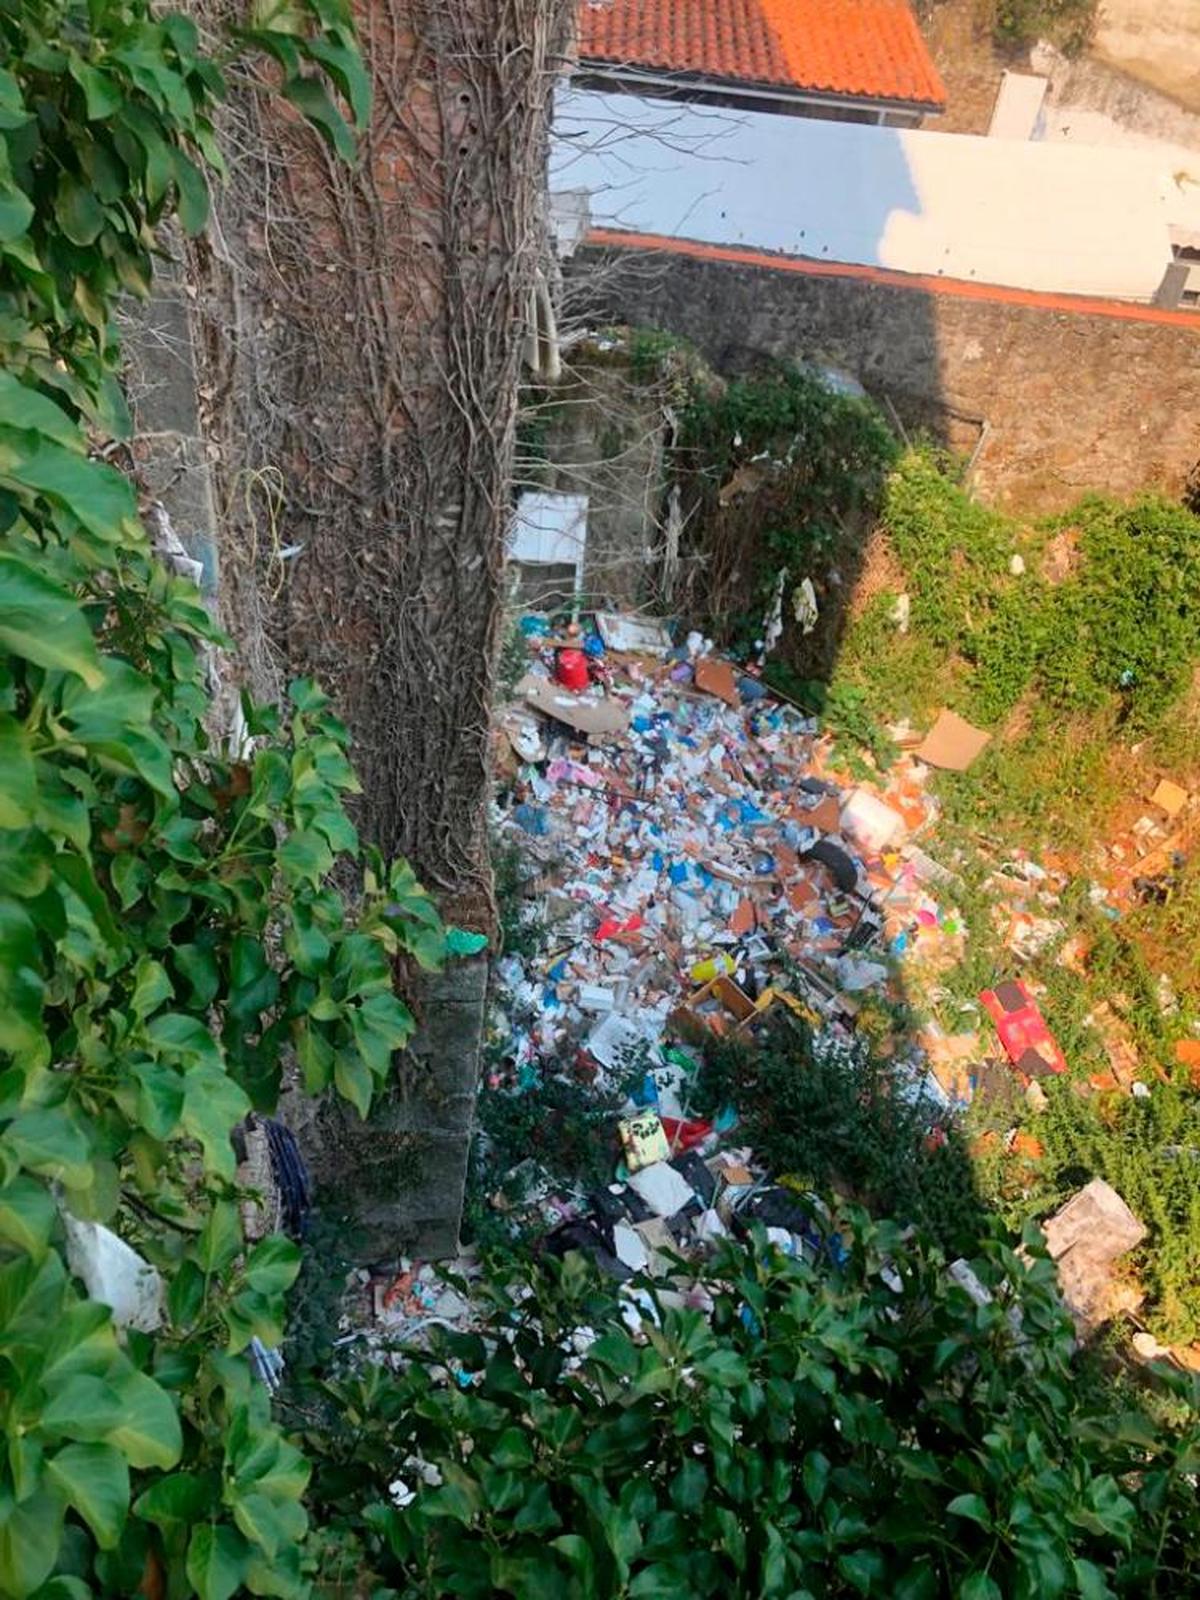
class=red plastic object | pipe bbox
[660,1116,713,1152]
[979,979,1067,1078]
[555,648,590,691]
[594,912,645,943]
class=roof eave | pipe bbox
[574,57,946,113]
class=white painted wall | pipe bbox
[552,86,1200,301]
[988,72,1047,140]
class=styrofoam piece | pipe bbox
[613,1221,649,1271]
[697,1208,727,1243]
[63,1215,164,1332]
[840,788,906,852]
[626,1161,697,1217]
[579,984,616,1013]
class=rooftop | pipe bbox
[576,0,947,110]
[551,88,1200,302]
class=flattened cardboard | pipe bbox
[520,674,629,737]
[595,612,673,655]
[1150,779,1188,818]
[693,657,740,706]
[805,794,842,834]
[915,709,991,772]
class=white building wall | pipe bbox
[552,86,1200,301]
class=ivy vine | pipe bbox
[0,5,481,1597]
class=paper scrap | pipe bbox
[693,657,740,706]
[519,674,629,737]
[1150,779,1188,818]
[915,709,991,772]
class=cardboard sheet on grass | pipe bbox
[916,710,991,772]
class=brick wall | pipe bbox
[574,247,1200,511]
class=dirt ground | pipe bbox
[1092,0,1200,115]
[919,0,1011,132]
[918,0,1200,139]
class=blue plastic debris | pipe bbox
[513,803,550,836]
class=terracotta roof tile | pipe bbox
[577,0,946,109]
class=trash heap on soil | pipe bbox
[477,615,973,1285]
[356,615,1176,1362]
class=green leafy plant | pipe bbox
[680,367,898,631]
[694,1022,989,1259]
[992,0,1097,53]
[0,6,484,1597]
[873,451,1200,732]
[296,1220,1200,1598]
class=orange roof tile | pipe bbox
[578,0,946,109]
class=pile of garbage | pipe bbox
[467,614,989,1278]
[350,614,1188,1365]
[493,614,966,1084]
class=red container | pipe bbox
[555,648,590,691]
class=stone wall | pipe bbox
[574,247,1200,511]
[529,354,667,608]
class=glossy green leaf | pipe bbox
[181,1064,249,1178]
[0,180,33,242]
[1,437,136,543]
[5,1108,91,1187]
[228,934,279,1022]
[281,74,355,161]
[0,829,53,898]
[46,1442,128,1549]
[29,1580,92,1600]
[0,372,81,450]
[278,827,333,885]
[946,1494,992,1529]
[0,1486,65,1599]
[146,1012,221,1069]
[0,900,44,1053]
[333,1048,372,1118]
[303,37,370,127]
[0,556,103,687]
[40,1374,125,1441]
[669,1458,706,1514]
[131,1059,184,1140]
[134,1471,217,1527]
[130,957,172,1018]
[54,175,105,245]
[187,1524,250,1600]
[0,1175,56,1256]
[0,713,36,827]
[171,148,209,234]
[67,58,122,120]
[196,1201,242,1275]
[104,1371,182,1470]
[231,1491,305,1561]
[243,1235,301,1298]
[294,1018,333,1093]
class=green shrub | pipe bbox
[875,454,1200,730]
[1052,497,1200,727]
[880,449,1046,719]
[679,366,898,635]
[693,1023,989,1258]
[296,1221,1200,1598]
[1019,1079,1200,1347]
[993,0,1097,53]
